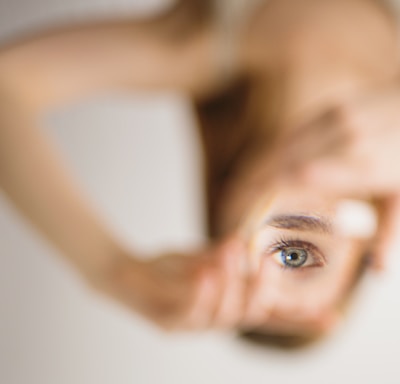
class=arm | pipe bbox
[0,88,123,284]
[0,4,222,278]
[0,5,251,330]
[0,17,219,112]
[0,86,246,330]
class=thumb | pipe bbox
[370,195,400,271]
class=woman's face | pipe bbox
[240,186,375,335]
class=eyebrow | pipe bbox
[265,214,333,234]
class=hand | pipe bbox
[104,236,248,331]
[279,87,400,268]
[284,88,400,195]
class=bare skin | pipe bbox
[200,0,399,237]
[0,1,250,330]
[0,0,399,332]
[195,0,400,332]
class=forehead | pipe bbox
[245,185,376,238]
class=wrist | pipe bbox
[91,246,144,297]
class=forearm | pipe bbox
[0,4,222,292]
[0,88,128,285]
[0,16,217,113]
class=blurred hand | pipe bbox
[278,86,400,268]
[284,88,400,195]
[106,236,248,331]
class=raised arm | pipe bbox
[0,1,220,112]
[0,3,251,330]
[0,0,218,274]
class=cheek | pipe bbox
[255,259,343,317]
[322,240,366,300]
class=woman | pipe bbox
[0,0,399,334]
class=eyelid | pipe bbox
[266,238,327,269]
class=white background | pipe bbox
[0,1,400,383]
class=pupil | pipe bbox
[281,248,307,268]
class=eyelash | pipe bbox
[266,236,326,270]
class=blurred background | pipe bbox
[0,0,400,383]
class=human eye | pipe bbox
[266,238,326,270]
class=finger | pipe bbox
[285,132,350,178]
[371,195,400,271]
[277,107,352,173]
[184,268,218,330]
[282,106,345,145]
[212,238,246,329]
[297,159,371,198]
[241,259,272,329]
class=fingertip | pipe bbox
[186,270,217,329]
[220,235,247,272]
